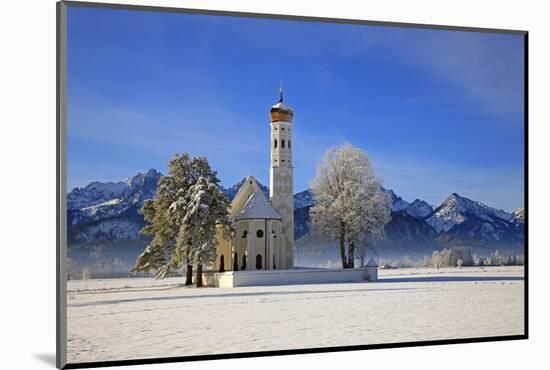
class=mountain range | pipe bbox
[67,169,525,271]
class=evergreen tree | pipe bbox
[132,154,233,286]
[176,176,233,287]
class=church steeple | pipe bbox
[269,83,294,269]
[270,81,294,123]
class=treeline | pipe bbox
[432,247,524,268]
[431,247,473,268]
[377,247,525,269]
[478,249,525,266]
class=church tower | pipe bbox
[269,82,294,269]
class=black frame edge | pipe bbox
[63,335,527,369]
[523,32,529,339]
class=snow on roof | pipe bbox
[271,102,293,111]
[366,258,378,267]
[235,190,281,220]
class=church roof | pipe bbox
[271,101,293,112]
[270,83,294,119]
[235,190,281,220]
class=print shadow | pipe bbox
[33,353,56,367]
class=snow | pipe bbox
[382,188,410,212]
[511,208,525,224]
[427,193,512,234]
[66,266,524,364]
[271,102,293,111]
[67,169,161,211]
[81,198,123,216]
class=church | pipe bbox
[211,86,295,272]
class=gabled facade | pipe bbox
[213,176,285,271]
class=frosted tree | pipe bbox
[351,188,391,267]
[431,250,443,269]
[310,143,391,269]
[172,176,233,287]
[132,154,233,286]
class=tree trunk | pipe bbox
[185,263,193,285]
[339,223,348,269]
[185,250,193,285]
[196,261,203,288]
[347,240,355,269]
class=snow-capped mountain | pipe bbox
[404,199,433,220]
[382,188,410,212]
[67,169,162,242]
[294,189,314,209]
[293,189,315,239]
[223,177,269,201]
[426,193,510,234]
[68,170,524,258]
[67,172,270,243]
[424,193,524,245]
[510,208,525,224]
[68,169,161,211]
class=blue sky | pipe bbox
[67,6,525,211]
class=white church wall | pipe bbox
[201,268,372,288]
[250,219,268,270]
[234,220,249,271]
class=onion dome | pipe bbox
[270,82,294,123]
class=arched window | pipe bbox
[256,254,263,270]
[281,139,285,148]
[241,255,247,270]
[288,140,291,149]
[219,255,225,272]
[256,229,264,238]
[274,139,277,149]
[233,252,239,271]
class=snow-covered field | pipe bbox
[67,266,525,364]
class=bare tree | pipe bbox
[310,143,391,268]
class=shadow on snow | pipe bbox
[68,274,522,308]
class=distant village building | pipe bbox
[212,86,295,271]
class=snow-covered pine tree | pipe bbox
[174,176,233,287]
[132,154,232,286]
[310,143,391,269]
